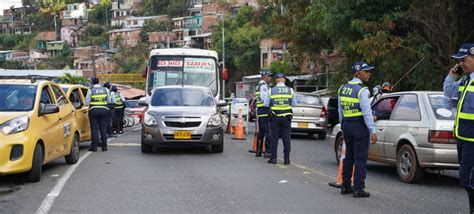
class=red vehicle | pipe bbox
[125,99,146,123]
[249,96,257,122]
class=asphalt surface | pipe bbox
[0,123,466,213]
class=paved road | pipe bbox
[0,124,466,213]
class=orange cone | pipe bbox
[329,141,354,188]
[248,131,258,153]
[232,109,246,140]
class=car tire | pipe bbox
[26,144,43,183]
[335,135,343,165]
[141,136,153,153]
[396,144,424,183]
[307,133,314,138]
[65,133,80,164]
[318,132,327,140]
[211,139,224,153]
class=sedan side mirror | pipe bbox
[138,97,148,106]
[39,103,59,116]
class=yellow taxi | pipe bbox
[0,77,80,182]
[61,84,91,142]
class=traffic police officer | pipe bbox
[443,43,474,212]
[111,85,126,134]
[255,69,272,157]
[103,81,115,137]
[265,73,297,165]
[338,61,377,198]
[86,77,113,152]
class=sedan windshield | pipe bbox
[0,84,37,112]
[151,88,214,107]
[295,94,322,106]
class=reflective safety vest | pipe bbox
[269,85,293,117]
[255,82,270,117]
[90,86,109,110]
[338,81,367,120]
[114,92,124,109]
[454,78,474,142]
[458,76,469,100]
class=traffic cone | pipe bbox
[248,131,258,153]
[232,109,246,140]
[328,141,354,188]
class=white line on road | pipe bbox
[35,151,92,214]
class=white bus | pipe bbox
[143,48,220,100]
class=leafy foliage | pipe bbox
[55,73,88,85]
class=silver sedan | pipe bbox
[330,91,458,183]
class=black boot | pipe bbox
[467,189,474,214]
[267,158,276,164]
[284,156,290,165]
[101,145,108,152]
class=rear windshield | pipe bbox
[125,100,139,108]
[295,94,322,106]
[428,94,457,120]
[150,88,214,107]
[0,84,37,112]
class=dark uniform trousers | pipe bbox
[270,116,292,159]
[342,119,369,191]
[113,108,125,132]
[257,116,270,153]
[107,106,114,135]
[457,139,474,190]
[89,108,109,149]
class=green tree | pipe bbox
[55,73,88,85]
[88,0,112,27]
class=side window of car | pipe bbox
[40,86,53,104]
[70,89,84,107]
[372,97,399,120]
[80,88,88,98]
[391,94,421,121]
[51,85,68,106]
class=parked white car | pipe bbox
[330,91,458,183]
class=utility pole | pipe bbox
[221,13,225,99]
[167,22,170,48]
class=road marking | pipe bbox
[36,151,92,214]
[109,143,140,147]
[278,180,288,184]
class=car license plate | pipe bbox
[298,122,309,128]
[174,130,191,140]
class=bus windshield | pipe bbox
[147,55,218,97]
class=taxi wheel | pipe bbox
[141,136,153,153]
[26,144,43,183]
[396,144,424,183]
[65,134,80,164]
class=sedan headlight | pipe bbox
[207,114,221,127]
[0,116,30,135]
[143,112,157,127]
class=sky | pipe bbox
[0,0,23,15]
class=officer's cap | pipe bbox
[275,73,286,79]
[351,61,375,74]
[260,69,273,76]
[111,85,118,92]
[452,43,474,60]
[90,77,99,84]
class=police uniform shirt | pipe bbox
[444,73,474,100]
[337,77,377,134]
[258,80,270,108]
[85,84,113,106]
[263,82,298,107]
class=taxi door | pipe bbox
[50,84,76,159]
[67,87,90,142]
[36,85,63,163]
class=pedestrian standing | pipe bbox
[86,78,113,152]
[338,61,377,198]
[266,73,297,165]
[103,81,115,137]
[111,85,125,134]
[255,69,273,158]
[443,43,474,213]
